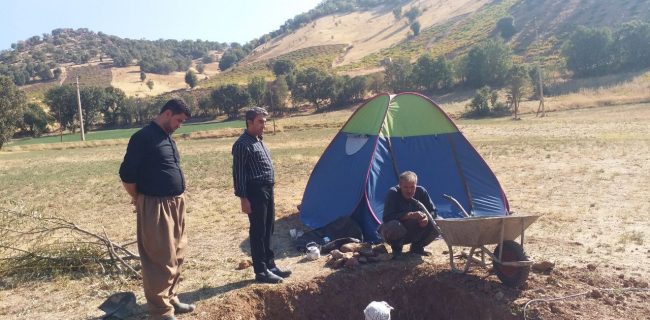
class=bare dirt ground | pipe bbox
[1,98,649,319]
[248,0,489,66]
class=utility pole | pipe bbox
[534,17,546,117]
[75,76,86,141]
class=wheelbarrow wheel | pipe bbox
[493,240,530,287]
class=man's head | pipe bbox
[156,99,191,134]
[245,107,269,137]
[398,171,418,200]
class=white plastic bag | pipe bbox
[363,301,393,320]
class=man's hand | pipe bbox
[240,197,252,214]
[408,211,428,227]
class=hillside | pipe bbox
[3,0,650,97]
[247,0,650,72]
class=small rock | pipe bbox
[372,244,389,254]
[603,297,615,306]
[514,298,529,306]
[590,289,603,299]
[442,250,449,255]
[532,261,555,273]
[344,257,360,269]
[330,250,344,260]
[236,260,252,270]
[549,303,563,314]
[618,274,625,279]
[587,263,597,271]
[615,295,625,302]
[637,281,648,288]
[332,258,346,268]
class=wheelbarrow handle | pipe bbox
[442,194,471,218]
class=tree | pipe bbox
[496,16,517,40]
[292,68,335,110]
[185,70,198,89]
[140,71,146,82]
[384,57,413,92]
[272,59,296,77]
[410,21,421,36]
[196,62,205,74]
[466,86,492,117]
[506,65,531,119]
[392,7,402,20]
[247,76,267,106]
[53,68,62,80]
[563,26,613,77]
[103,87,126,127]
[266,76,290,115]
[464,39,512,88]
[335,75,369,106]
[413,55,454,91]
[146,79,154,91]
[202,54,214,64]
[0,76,27,149]
[404,7,421,24]
[211,84,251,119]
[613,21,650,71]
[45,85,77,132]
[79,86,106,129]
[218,52,238,71]
[22,103,53,137]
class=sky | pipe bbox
[0,0,322,50]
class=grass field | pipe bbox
[1,96,649,318]
[2,74,650,318]
[5,120,245,148]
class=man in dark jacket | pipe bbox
[119,99,195,320]
[381,171,439,258]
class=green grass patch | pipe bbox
[6,120,245,147]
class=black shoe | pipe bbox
[171,300,196,314]
[255,270,284,284]
[409,247,432,256]
[268,267,292,278]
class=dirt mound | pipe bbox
[201,261,519,320]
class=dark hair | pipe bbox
[245,106,268,122]
[160,99,191,118]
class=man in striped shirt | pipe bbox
[232,107,291,284]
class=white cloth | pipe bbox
[364,301,393,320]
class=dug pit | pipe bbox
[202,261,521,319]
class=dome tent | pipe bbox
[300,93,509,242]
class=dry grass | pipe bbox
[250,0,489,67]
[1,94,649,318]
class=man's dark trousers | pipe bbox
[247,181,276,273]
[387,218,437,253]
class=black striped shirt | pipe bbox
[232,130,275,197]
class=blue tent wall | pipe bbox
[300,132,380,229]
[388,133,472,219]
[450,134,509,215]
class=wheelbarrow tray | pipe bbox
[434,214,539,247]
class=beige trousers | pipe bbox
[136,194,187,318]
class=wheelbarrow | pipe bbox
[432,195,539,287]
